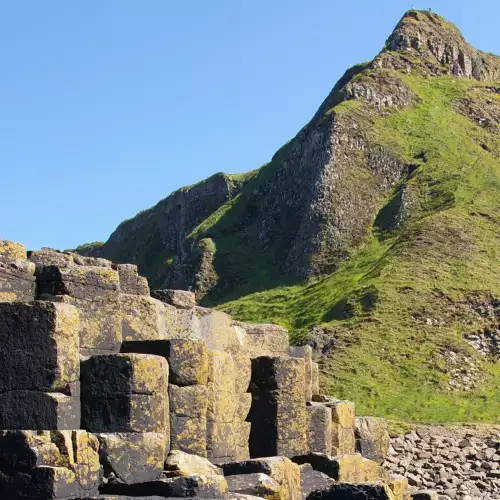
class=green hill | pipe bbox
[79,10,500,423]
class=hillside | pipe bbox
[78,10,500,423]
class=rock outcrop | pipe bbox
[0,239,423,499]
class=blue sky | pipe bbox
[1,1,498,250]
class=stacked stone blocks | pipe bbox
[0,241,409,499]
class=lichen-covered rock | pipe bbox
[324,400,356,455]
[236,322,290,357]
[152,289,196,309]
[387,475,409,500]
[36,264,119,299]
[114,263,150,295]
[102,472,229,498]
[169,384,209,418]
[250,357,307,458]
[0,391,80,430]
[0,430,100,499]
[226,473,282,500]
[122,338,208,386]
[28,248,75,267]
[120,294,166,342]
[311,362,320,396]
[0,301,80,393]
[222,457,301,500]
[299,463,335,500]
[96,432,168,484]
[81,354,169,433]
[306,404,332,455]
[170,415,208,457]
[355,416,390,464]
[0,239,27,261]
[165,450,223,478]
[288,346,313,401]
[292,453,384,484]
[0,260,36,302]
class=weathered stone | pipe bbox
[288,345,313,401]
[120,294,166,342]
[0,239,27,261]
[0,391,80,430]
[235,393,252,421]
[292,453,383,484]
[0,260,36,302]
[306,403,332,454]
[28,248,74,267]
[169,384,208,419]
[50,294,122,355]
[387,474,409,500]
[81,354,169,433]
[170,415,207,456]
[196,307,242,353]
[232,349,252,394]
[355,416,390,464]
[0,301,79,393]
[37,264,119,299]
[207,421,237,459]
[83,393,169,433]
[0,430,100,499]
[152,289,196,309]
[299,463,335,499]
[250,357,307,458]
[226,473,281,500]
[222,457,301,500]
[165,450,223,478]
[236,322,290,356]
[96,432,168,484]
[102,473,228,498]
[324,400,356,455]
[81,353,168,397]
[311,362,320,396]
[121,338,208,386]
[114,263,150,295]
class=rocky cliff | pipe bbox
[78,11,500,424]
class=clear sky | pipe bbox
[1,1,498,250]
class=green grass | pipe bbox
[214,73,500,424]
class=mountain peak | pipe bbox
[375,9,500,80]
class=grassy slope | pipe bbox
[212,74,500,423]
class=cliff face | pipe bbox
[94,172,253,289]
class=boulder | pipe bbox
[96,432,168,484]
[226,473,282,500]
[102,473,228,498]
[299,463,335,499]
[165,450,223,478]
[152,289,196,309]
[222,456,301,500]
[355,416,390,464]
